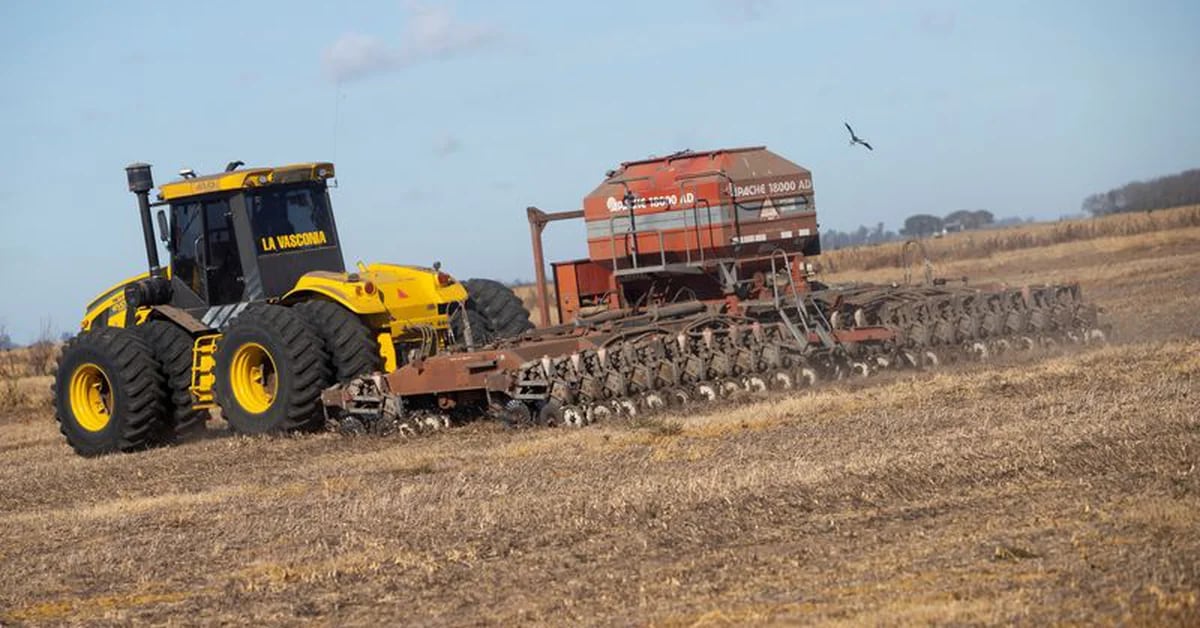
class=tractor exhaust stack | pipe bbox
[125,162,162,277]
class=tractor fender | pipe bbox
[281,272,389,315]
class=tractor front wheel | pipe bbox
[214,305,332,434]
[53,327,170,456]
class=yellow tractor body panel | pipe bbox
[158,162,334,201]
[81,271,159,331]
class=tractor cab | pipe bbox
[156,163,345,315]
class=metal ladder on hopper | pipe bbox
[769,251,839,351]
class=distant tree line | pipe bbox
[823,209,997,249]
[899,209,995,238]
[1082,168,1200,216]
[821,222,900,249]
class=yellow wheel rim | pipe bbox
[69,363,113,432]
[230,342,277,414]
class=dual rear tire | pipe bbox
[462,279,534,341]
[137,320,210,436]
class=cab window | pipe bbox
[247,184,335,254]
[170,201,205,297]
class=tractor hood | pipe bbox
[80,269,173,331]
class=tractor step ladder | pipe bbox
[189,334,220,409]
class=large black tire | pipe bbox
[293,300,381,382]
[450,304,495,348]
[463,279,535,340]
[214,304,332,434]
[137,320,209,438]
[52,327,171,456]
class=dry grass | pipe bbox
[0,346,55,411]
[512,283,559,326]
[1,222,1198,625]
[822,204,1200,274]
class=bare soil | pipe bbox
[1,227,1197,626]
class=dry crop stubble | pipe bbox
[1,219,1198,624]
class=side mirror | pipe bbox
[155,209,169,243]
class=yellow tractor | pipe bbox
[53,161,533,456]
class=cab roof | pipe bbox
[157,162,335,201]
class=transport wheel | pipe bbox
[53,327,170,456]
[641,391,668,411]
[138,319,209,438]
[463,278,535,339]
[695,382,719,402]
[742,374,768,393]
[214,305,332,434]
[612,398,638,417]
[293,300,381,381]
[538,399,565,426]
[768,370,794,390]
[793,366,818,387]
[499,399,532,427]
[587,403,614,423]
[922,350,941,367]
[561,405,588,427]
[668,387,691,406]
[718,379,744,398]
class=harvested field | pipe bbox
[820,204,1200,274]
[1,222,1198,625]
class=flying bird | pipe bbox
[844,122,873,151]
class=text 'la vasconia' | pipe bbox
[260,230,328,252]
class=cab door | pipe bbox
[169,196,246,311]
[201,198,245,305]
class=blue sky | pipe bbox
[1,0,1198,342]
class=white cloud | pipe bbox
[322,33,398,82]
[322,2,503,83]
[718,0,773,21]
[404,3,500,59]
[432,136,462,157]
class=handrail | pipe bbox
[604,205,705,272]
